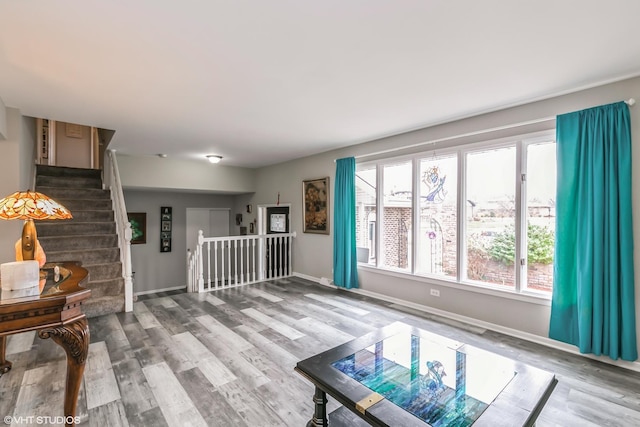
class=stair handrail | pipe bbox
[106,149,134,312]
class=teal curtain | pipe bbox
[333,157,359,289]
[550,101,637,361]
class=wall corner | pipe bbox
[0,96,7,140]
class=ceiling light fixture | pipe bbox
[206,155,223,164]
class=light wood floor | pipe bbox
[2,277,639,426]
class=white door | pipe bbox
[186,208,229,253]
[209,210,230,238]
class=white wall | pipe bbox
[253,76,640,355]
[117,154,256,194]
[55,122,92,168]
[233,193,258,235]
[20,116,36,190]
[254,151,336,279]
[0,96,7,140]
[124,189,237,293]
[0,108,34,263]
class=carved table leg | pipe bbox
[38,316,89,426]
[0,335,12,376]
[306,386,328,427]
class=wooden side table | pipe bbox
[0,262,91,427]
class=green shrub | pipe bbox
[489,224,554,266]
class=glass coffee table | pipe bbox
[295,322,556,426]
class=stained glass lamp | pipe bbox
[0,190,72,266]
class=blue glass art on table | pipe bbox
[331,333,516,426]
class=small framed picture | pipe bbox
[161,239,171,252]
[236,214,243,225]
[160,206,173,252]
[249,223,255,234]
[127,212,147,244]
[270,213,286,232]
[246,204,252,213]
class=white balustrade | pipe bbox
[187,231,296,293]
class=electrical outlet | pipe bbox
[430,289,440,297]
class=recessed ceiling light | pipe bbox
[157,153,167,158]
[206,155,223,164]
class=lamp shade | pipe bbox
[0,191,72,220]
[0,190,72,265]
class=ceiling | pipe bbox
[1,1,640,169]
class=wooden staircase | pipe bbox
[35,165,125,317]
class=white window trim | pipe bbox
[356,129,556,299]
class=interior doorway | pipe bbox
[258,204,291,235]
[37,120,102,168]
[258,204,291,278]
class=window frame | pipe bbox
[356,130,555,301]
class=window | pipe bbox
[523,141,556,292]
[356,133,556,296]
[356,165,376,265]
[465,146,516,289]
[417,154,457,279]
[382,161,412,271]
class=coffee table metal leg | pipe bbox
[307,386,328,427]
[0,335,12,376]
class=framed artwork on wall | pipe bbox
[270,213,287,232]
[303,177,330,234]
[127,212,147,244]
[161,206,172,252]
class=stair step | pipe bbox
[36,175,102,189]
[83,295,125,318]
[40,210,114,223]
[35,186,110,201]
[83,262,123,282]
[36,165,102,179]
[45,247,121,265]
[52,198,113,211]
[85,277,124,298]
[39,234,119,251]
[36,222,116,237]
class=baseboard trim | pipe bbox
[293,272,329,285]
[135,285,186,296]
[292,272,640,373]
